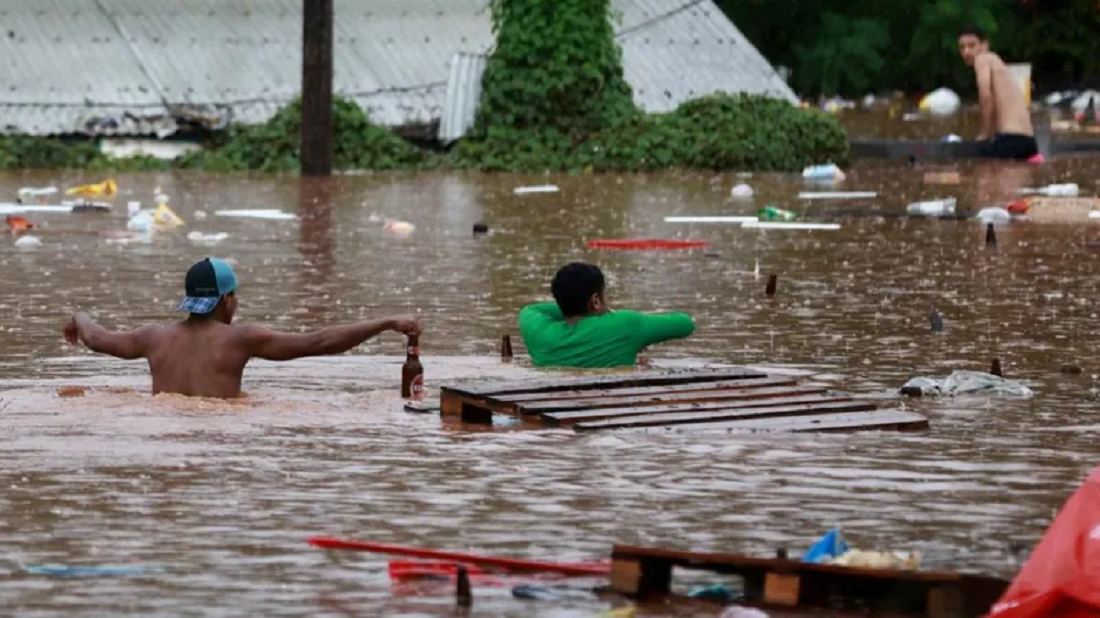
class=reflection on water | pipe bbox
[1,161,1100,616]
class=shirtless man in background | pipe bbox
[63,257,421,398]
[958,26,1037,160]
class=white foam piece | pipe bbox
[513,185,560,195]
[741,221,841,231]
[664,216,758,223]
[214,209,298,220]
[1089,211,1100,219]
[0,204,74,214]
[798,191,877,200]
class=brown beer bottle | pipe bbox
[401,335,424,400]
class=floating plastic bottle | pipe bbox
[802,164,845,181]
[758,205,797,221]
[907,198,957,217]
[730,183,754,198]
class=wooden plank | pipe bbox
[440,391,518,418]
[404,402,439,414]
[491,376,797,403]
[573,400,874,432]
[516,384,828,415]
[443,367,766,398]
[608,557,672,597]
[764,572,801,606]
[545,393,850,426]
[636,410,929,434]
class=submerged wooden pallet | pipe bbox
[610,545,1009,618]
[439,368,928,433]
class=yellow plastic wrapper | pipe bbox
[66,179,118,198]
[152,203,186,228]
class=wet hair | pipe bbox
[551,263,605,318]
[959,25,987,41]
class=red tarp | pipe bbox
[989,465,1100,618]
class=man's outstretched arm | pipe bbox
[241,316,422,361]
[63,312,153,360]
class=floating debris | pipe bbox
[14,235,42,249]
[214,209,298,220]
[730,183,754,198]
[798,191,877,200]
[65,179,117,198]
[742,221,840,230]
[664,216,757,224]
[513,185,560,195]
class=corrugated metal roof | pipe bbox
[0,0,792,138]
[439,53,487,143]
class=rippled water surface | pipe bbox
[1,160,1100,616]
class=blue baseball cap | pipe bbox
[177,257,238,315]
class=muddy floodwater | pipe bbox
[1,159,1100,617]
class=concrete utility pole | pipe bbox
[301,0,334,176]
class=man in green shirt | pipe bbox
[518,263,696,368]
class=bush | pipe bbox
[0,136,170,171]
[178,96,431,172]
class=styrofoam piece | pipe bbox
[798,191,877,200]
[0,204,73,214]
[741,221,841,230]
[664,216,758,223]
[214,209,298,220]
[14,235,43,248]
[513,185,560,195]
[1088,211,1100,219]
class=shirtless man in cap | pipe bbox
[958,25,1037,160]
[62,257,421,398]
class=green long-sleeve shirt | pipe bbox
[517,303,696,368]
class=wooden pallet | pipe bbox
[610,545,1009,618]
[438,368,928,433]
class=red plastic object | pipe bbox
[308,537,611,576]
[587,239,709,251]
[987,465,1100,618]
[1007,199,1031,214]
[1028,153,1046,164]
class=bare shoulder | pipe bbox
[976,52,1004,69]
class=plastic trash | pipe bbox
[942,134,963,143]
[802,164,845,181]
[127,201,141,217]
[907,198,957,217]
[383,221,415,235]
[65,179,117,198]
[1071,90,1100,113]
[730,184,754,199]
[17,186,58,203]
[513,185,560,195]
[900,370,1034,398]
[186,231,229,246]
[6,214,34,233]
[214,209,297,220]
[14,235,42,249]
[924,172,961,185]
[758,205,797,221]
[830,549,921,570]
[70,201,111,213]
[804,528,849,564]
[1040,184,1079,197]
[920,88,961,117]
[976,207,1012,224]
[193,210,208,220]
[152,203,185,228]
[719,607,770,618]
[368,213,383,223]
[127,210,154,232]
[688,583,738,602]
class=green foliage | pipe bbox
[179,96,429,172]
[795,12,889,95]
[454,94,849,173]
[904,0,1005,91]
[717,0,1099,96]
[472,0,639,137]
[0,136,169,171]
